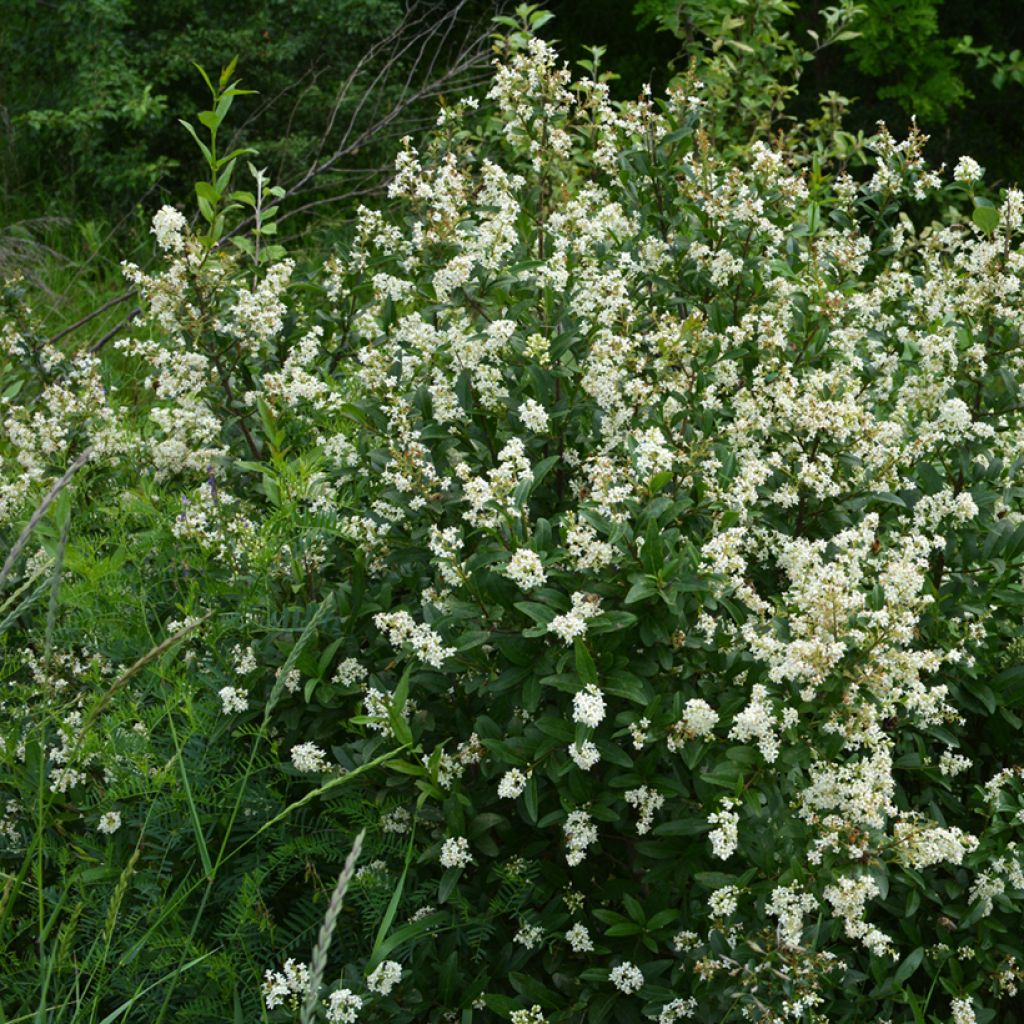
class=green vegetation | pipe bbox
[4,4,1024,1023]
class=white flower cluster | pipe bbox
[572,684,606,728]
[497,768,530,799]
[150,205,187,252]
[624,785,664,834]
[548,591,602,645]
[263,958,309,1009]
[518,397,550,433]
[822,876,894,958]
[564,809,598,866]
[290,742,330,773]
[503,549,547,590]
[708,885,739,919]
[363,687,410,739]
[892,818,979,870]
[708,798,739,860]
[609,961,644,994]
[564,517,614,572]
[97,810,122,835]
[439,836,473,869]
[728,684,783,763]
[765,883,817,950]
[568,739,600,771]
[510,1007,546,1024]
[668,698,719,750]
[374,610,455,668]
[514,923,543,949]
[566,922,594,952]
[659,997,697,1023]
[333,657,368,687]
[455,438,533,528]
[366,959,402,996]
[939,748,972,777]
[218,686,249,714]
[953,155,983,184]
[380,806,412,833]
[324,988,363,1023]
[951,997,976,1024]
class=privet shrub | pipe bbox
[5,9,1024,1023]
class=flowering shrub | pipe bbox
[6,7,1024,1023]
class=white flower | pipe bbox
[564,809,598,866]
[324,988,363,1023]
[766,883,817,950]
[233,644,257,675]
[151,205,187,252]
[708,798,739,859]
[498,768,530,799]
[568,740,600,770]
[278,667,302,693]
[609,961,644,994]
[375,610,455,668]
[263,959,309,1010]
[624,785,664,834]
[514,923,543,949]
[668,699,719,750]
[659,998,697,1023]
[510,1007,547,1024]
[629,716,650,750]
[218,686,249,714]
[708,885,739,918]
[823,875,894,958]
[728,685,780,762]
[953,156,983,184]
[566,922,594,952]
[381,807,412,833]
[572,684,606,728]
[548,592,602,645]
[519,397,550,432]
[367,959,402,996]
[939,749,972,776]
[290,742,330,773]
[439,836,473,869]
[333,657,368,686]
[97,811,121,835]
[951,997,976,1024]
[504,549,547,590]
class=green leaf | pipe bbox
[574,638,598,687]
[653,817,710,837]
[894,946,924,986]
[625,577,658,605]
[194,180,220,204]
[438,867,462,903]
[972,204,1000,234]
[178,119,212,167]
[523,774,539,822]
[388,666,413,746]
[515,601,557,625]
[604,922,643,936]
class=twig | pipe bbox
[48,288,135,344]
[80,612,214,733]
[89,306,142,353]
[0,447,93,592]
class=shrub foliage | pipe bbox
[4,8,1024,1024]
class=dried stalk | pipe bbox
[300,830,366,1024]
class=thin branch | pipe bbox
[89,307,142,353]
[49,288,135,344]
[0,447,93,592]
